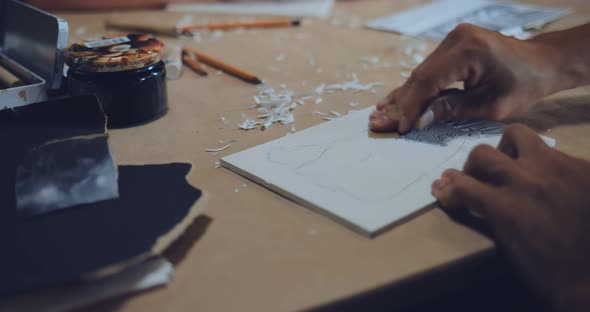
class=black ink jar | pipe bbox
[65,34,168,128]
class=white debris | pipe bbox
[399,60,414,70]
[371,89,378,94]
[299,96,314,103]
[211,30,225,40]
[239,116,261,130]
[400,71,411,78]
[360,56,381,64]
[215,70,223,75]
[315,98,323,105]
[314,84,325,95]
[322,117,335,121]
[248,85,297,130]
[279,83,287,89]
[234,188,240,193]
[325,74,384,92]
[330,110,341,117]
[205,144,231,152]
[411,54,425,65]
[313,111,328,116]
[350,101,360,107]
[75,26,87,35]
[276,54,286,62]
[308,56,316,66]
[219,116,229,128]
[291,125,296,132]
[403,47,414,56]
[308,229,317,236]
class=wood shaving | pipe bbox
[325,74,384,92]
[205,144,231,152]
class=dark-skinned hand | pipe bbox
[432,124,590,311]
[369,23,590,133]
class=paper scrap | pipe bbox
[15,135,119,217]
[367,0,570,41]
[166,0,334,18]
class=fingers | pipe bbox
[463,144,517,186]
[376,88,399,110]
[431,169,497,217]
[498,123,547,159]
[369,109,399,132]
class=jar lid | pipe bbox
[65,34,164,73]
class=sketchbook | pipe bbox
[221,107,555,236]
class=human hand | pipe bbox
[370,23,564,133]
[431,123,590,311]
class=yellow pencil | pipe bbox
[182,52,208,76]
[181,19,300,33]
[183,47,262,85]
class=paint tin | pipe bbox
[65,34,168,128]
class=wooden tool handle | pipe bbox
[105,18,179,37]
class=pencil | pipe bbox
[180,19,300,33]
[182,52,208,76]
[183,47,262,85]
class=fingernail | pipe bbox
[369,115,383,128]
[432,176,451,191]
[442,169,460,179]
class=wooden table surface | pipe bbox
[55,1,590,311]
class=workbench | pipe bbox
[55,0,590,310]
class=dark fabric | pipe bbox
[0,96,201,295]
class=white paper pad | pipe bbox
[221,107,555,236]
[166,0,335,18]
[367,0,570,41]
